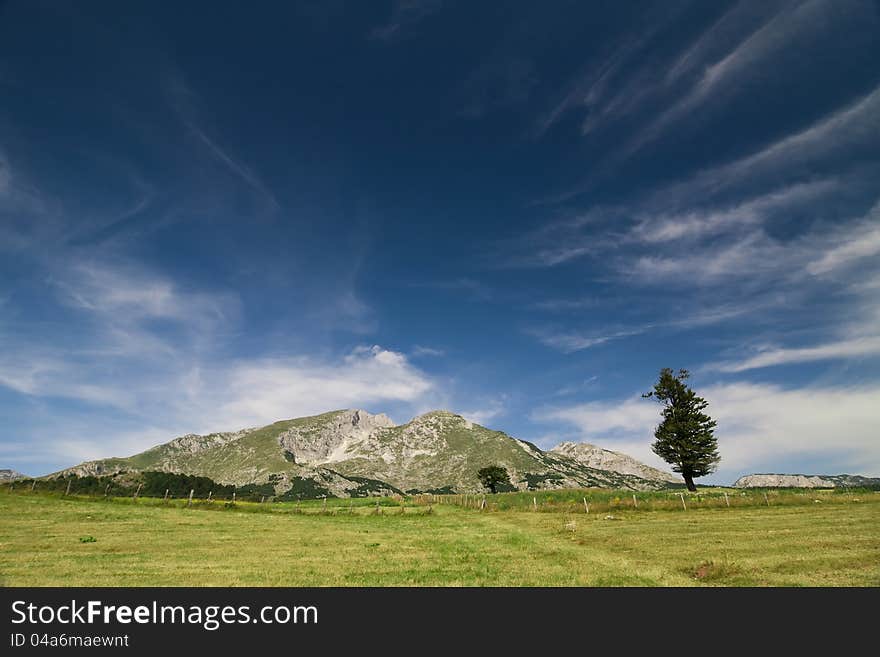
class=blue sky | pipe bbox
[1,0,878,483]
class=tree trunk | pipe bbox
[683,472,697,492]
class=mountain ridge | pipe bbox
[54,408,681,497]
[734,473,880,488]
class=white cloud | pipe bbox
[412,345,445,357]
[461,397,507,426]
[628,0,837,154]
[807,214,880,275]
[534,381,880,481]
[205,345,434,430]
[0,355,134,408]
[707,335,880,373]
[630,178,840,244]
[529,302,764,353]
[664,1,787,84]
[0,343,437,473]
[666,82,880,200]
[57,261,232,325]
[630,199,880,284]
[529,327,644,353]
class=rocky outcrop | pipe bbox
[550,441,679,484]
[734,473,880,488]
[278,409,394,464]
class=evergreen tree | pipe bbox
[643,368,719,491]
[477,465,511,494]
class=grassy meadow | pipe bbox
[1,487,878,586]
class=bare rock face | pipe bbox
[277,409,395,465]
[550,441,680,483]
[734,474,837,488]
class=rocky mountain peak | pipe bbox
[341,408,396,430]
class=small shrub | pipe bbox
[79,536,97,543]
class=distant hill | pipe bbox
[734,473,880,489]
[550,441,680,484]
[54,409,678,498]
[0,469,28,482]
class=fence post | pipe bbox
[724,492,730,507]
[31,480,37,492]
[232,491,236,504]
[533,496,537,511]
[163,489,169,502]
[583,497,589,514]
[763,492,770,507]
[65,480,72,496]
[188,489,194,506]
[679,492,687,510]
[322,496,327,511]
[105,483,111,498]
[133,483,142,500]
[260,496,265,504]
[632,494,638,508]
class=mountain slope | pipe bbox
[56,409,678,496]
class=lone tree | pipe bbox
[643,368,719,492]
[477,465,511,494]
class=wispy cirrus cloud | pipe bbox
[622,0,846,157]
[529,300,768,353]
[369,0,443,42]
[527,326,643,354]
[706,335,880,373]
[535,0,691,137]
[503,83,880,272]
[165,73,280,213]
[630,177,841,244]
[539,0,878,165]
[631,199,880,283]
[657,83,880,203]
[56,261,235,326]
[807,220,880,276]
[411,345,445,358]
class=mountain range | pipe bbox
[54,409,681,497]
[733,473,880,488]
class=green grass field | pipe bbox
[1,489,878,586]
